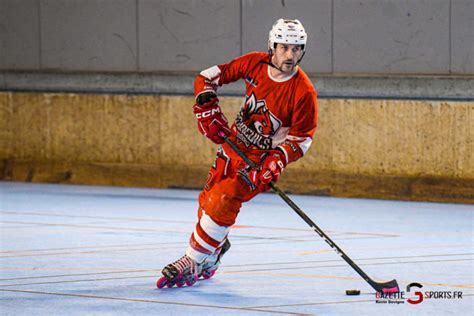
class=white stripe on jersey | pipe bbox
[272,126,290,147]
[200,65,221,85]
[286,135,313,154]
[278,145,289,165]
[274,128,313,157]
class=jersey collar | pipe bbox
[267,64,299,82]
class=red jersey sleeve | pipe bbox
[277,89,318,165]
[194,52,265,99]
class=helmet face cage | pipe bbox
[268,19,307,53]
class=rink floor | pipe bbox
[0,181,472,315]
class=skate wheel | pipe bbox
[176,280,185,288]
[201,270,216,280]
[156,277,168,289]
[166,282,174,288]
[185,275,198,287]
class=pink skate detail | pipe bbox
[201,269,216,280]
[382,286,400,293]
[185,275,199,286]
[159,255,201,289]
[157,272,200,289]
[156,276,168,289]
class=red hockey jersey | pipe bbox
[194,52,318,165]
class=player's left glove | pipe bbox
[192,91,231,144]
[250,150,286,191]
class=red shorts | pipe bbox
[197,146,264,226]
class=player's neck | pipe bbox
[269,60,298,79]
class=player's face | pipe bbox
[272,44,304,74]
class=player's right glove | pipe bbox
[192,92,231,144]
[249,150,286,191]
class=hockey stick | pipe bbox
[222,136,399,293]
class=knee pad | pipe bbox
[202,187,242,227]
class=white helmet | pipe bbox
[268,19,307,52]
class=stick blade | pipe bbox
[371,279,400,293]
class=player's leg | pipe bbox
[182,175,243,281]
[193,159,261,279]
[158,147,235,288]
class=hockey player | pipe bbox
[157,18,318,288]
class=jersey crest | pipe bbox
[235,92,282,150]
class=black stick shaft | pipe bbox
[223,137,380,290]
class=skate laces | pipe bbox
[172,255,198,275]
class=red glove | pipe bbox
[192,93,231,144]
[250,150,286,191]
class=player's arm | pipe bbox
[194,52,257,99]
[193,53,258,144]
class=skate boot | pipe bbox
[199,239,231,280]
[156,255,202,289]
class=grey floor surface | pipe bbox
[0,182,472,315]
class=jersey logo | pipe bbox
[235,92,282,150]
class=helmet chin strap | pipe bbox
[297,51,306,65]
[267,51,285,73]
